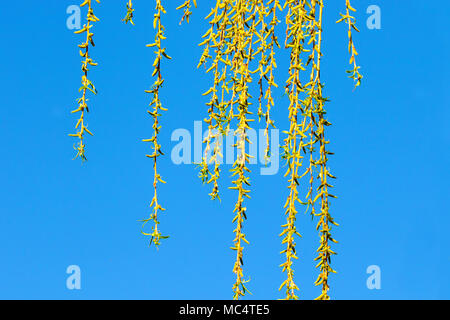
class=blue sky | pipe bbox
[0,1,448,299]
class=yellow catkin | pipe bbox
[123,0,135,25]
[70,0,100,161]
[177,0,197,24]
[141,0,170,247]
[337,0,362,87]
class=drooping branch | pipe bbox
[256,0,281,163]
[70,0,100,161]
[177,0,197,24]
[198,0,234,200]
[279,0,310,300]
[141,0,170,247]
[337,0,363,87]
[313,0,338,300]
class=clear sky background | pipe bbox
[0,0,448,300]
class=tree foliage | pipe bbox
[70,0,363,300]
